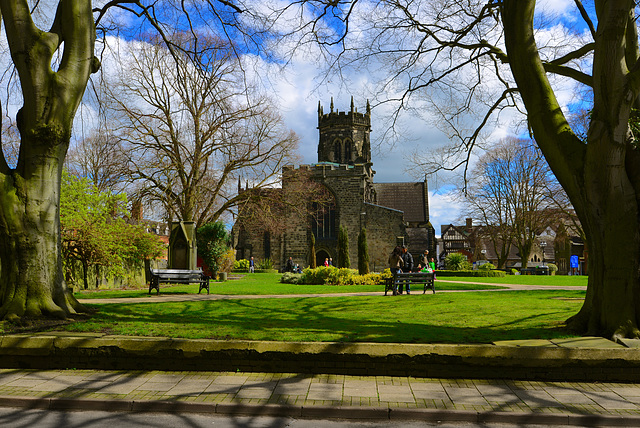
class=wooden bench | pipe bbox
[385,271,435,295]
[149,269,210,294]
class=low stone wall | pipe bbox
[1,334,640,382]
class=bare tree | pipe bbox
[0,0,296,321]
[65,127,127,193]
[234,166,335,238]
[281,0,640,339]
[105,33,299,228]
[464,138,555,268]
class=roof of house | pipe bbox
[373,182,427,222]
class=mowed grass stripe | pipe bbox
[59,290,585,344]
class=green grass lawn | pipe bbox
[440,275,588,286]
[74,272,507,299]
[47,289,586,344]
[7,272,586,345]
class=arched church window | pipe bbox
[312,187,337,239]
[344,139,352,162]
[334,140,342,163]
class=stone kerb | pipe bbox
[2,335,640,381]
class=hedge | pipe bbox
[435,270,506,277]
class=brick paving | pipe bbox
[2,367,640,423]
[6,284,640,424]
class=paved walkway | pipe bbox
[6,282,616,424]
[1,367,640,425]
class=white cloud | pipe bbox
[536,0,575,16]
[64,1,591,233]
[428,189,463,238]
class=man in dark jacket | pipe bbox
[399,246,414,294]
[285,257,294,273]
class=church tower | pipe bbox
[317,97,372,165]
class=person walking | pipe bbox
[249,257,255,273]
[285,257,294,273]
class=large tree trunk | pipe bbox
[566,126,640,338]
[502,1,640,338]
[0,152,86,321]
[0,1,97,321]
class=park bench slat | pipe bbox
[149,269,210,295]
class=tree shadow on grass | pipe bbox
[60,291,583,344]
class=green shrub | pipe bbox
[258,258,274,270]
[547,263,558,273]
[218,248,236,274]
[234,259,250,271]
[358,228,370,275]
[435,270,506,278]
[297,266,384,285]
[300,266,337,284]
[444,252,472,271]
[478,262,495,271]
[280,272,302,284]
[196,221,229,277]
[327,267,355,285]
[337,225,350,268]
[511,268,519,275]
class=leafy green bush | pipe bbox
[547,263,558,273]
[280,272,302,284]
[435,270,506,277]
[296,266,384,285]
[196,221,229,277]
[234,259,250,271]
[258,258,274,270]
[358,228,370,275]
[444,252,472,271]
[218,248,235,274]
[511,268,519,275]
[300,266,336,284]
[478,262,496,271]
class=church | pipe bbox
[232,98,436,272]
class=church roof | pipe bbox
[373,182,427,222]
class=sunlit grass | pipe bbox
[55,289,585,344]
[74,272,506,299]
[440,275,587,286]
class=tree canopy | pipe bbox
[61,171,164,290]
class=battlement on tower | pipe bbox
[317,97,372,165]
[317,97,371,130]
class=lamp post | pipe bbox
[540,241,547,267]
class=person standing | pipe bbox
[285,257,294,273]
[420,250,429,270]
[249,257,255,273]
[429,257,437,280]
[400,246,414,294]
[388,246,404,296]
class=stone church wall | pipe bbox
[361,203,406,271]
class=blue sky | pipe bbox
[61,0,595,235]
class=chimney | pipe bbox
[465,218,473,232]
